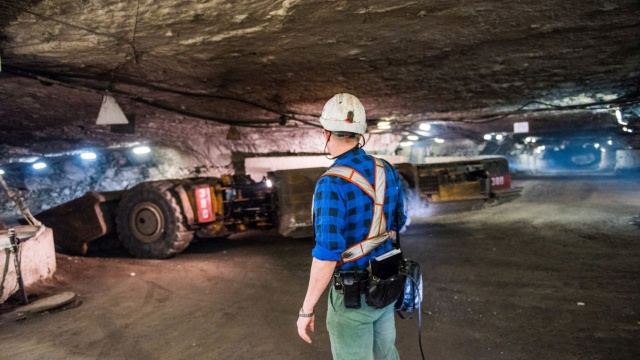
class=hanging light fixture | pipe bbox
[96,94,129,125]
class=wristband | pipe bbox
[299,308,314,318]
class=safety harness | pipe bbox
[321,157,394,266]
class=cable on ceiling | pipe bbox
[459,94,640,124]
[0,1,322,121]
[3,65,322,128]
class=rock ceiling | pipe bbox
[0,0,639,159]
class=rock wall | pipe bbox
[0,116,401,223]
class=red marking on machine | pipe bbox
[195,185,214,223]
[491,175,511,189]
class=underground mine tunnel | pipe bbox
[0,1,639,359]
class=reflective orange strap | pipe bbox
[322,157,389,265]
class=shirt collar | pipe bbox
[333,146,363,164]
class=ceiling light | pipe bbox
[615,108,629,125]
[377,121,390,128]
[400,141,414,147]
[483,134,492,141]
[80,152,97,160]
[96,95,129,125]
[32,162,47,170]
[132,146,151,155]
[434,138,445,143]
[378,124,391,130]
[594,143,600,149]
[419,123,431,131]
[407,135,419,141]
[607,139,613,145]
[615,109,622,121]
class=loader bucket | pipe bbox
[35,191,124,255]
[270,167,326,238]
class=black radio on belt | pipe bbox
[334,271,368,309]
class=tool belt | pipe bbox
[333,271,369,309]
[333,263,406,310]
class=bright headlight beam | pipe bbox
[133,146,151,155]
[266,179,273,188]
[80,152,97,160]
[483,134,492,141]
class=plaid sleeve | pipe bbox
[311,175,346,261]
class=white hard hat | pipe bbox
[319,93,367,135]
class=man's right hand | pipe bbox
[297,314,315,343]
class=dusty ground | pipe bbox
[1,177,639,360]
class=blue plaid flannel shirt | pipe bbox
[312,146,407,271]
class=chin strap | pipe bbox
[324,132,336,160]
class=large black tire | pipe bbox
[116,181,194,258]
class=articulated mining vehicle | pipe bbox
[395,156,522,215]
[36,156,521,259]
[36,168,328,259]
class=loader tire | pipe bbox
[116,181,194,259]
